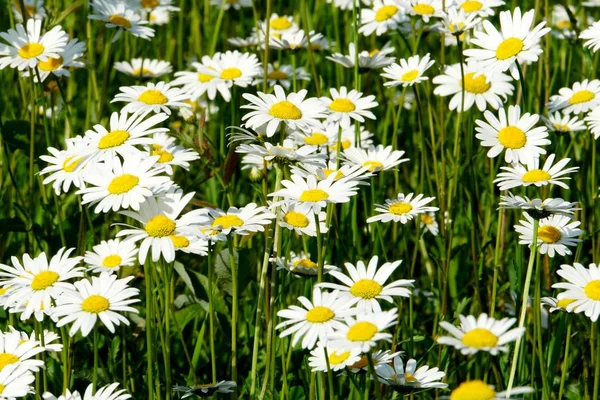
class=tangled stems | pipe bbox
[506,218,539,396]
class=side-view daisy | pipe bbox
[381,54,435,87]
[455,0,505,17]
[376,356,448,392]
[367,193,439,224]
[494,154,578,190]
[89,0,154,41]
[514,212,583,257]
[40,138,89,195]
[114,58,173,78]
[278,202,328,237]
[343,145,409,172]
[547,79,600,114]
[544,112,586,134]
[23,38,86,82]
[197,203,275,236]
[308,342,362,372]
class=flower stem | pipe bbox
[93,327,99,393]
[145,262,155,400]
[366,352,382,400]
[558,322,571,400]
[227,235,238,396]
[207,242,217,382]
[315,213,324,283]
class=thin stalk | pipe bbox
[315,213,324,283]
[145,262,155,400]
[366,352,382,400]
[594,321,600,400]
[208,242,217,382]
[93,328,99,393]
[227,235,239,396]
[558,323,571,400]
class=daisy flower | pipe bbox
[0,19,68,71]
[242,85,327,137]
[499,194,579,218]
[198,51,261,94]
[548,79,600,114]
[135,0,180,12]
[278,202,328,237]
[359,0,407,37]
[253,64,310,89]
[0,248,84,321]
[82,110,169,163]
[581,20,600,53]
[474,105,551,164]
[112,81,190,115]
[432,63,514,112]
[84,239,138,274]
[275,252,338,277]
[53,272,139,337]
[290,163,373,185]
[343,145,409,172]
[171,56,229,101]
[13,0,46,22]
[117,189,206,263]
[446,380,533,399]
[276,287,357,350]
[235,139,327,168]
[318,256,413,312]
[327,42,396,71]
[515,213,583,257]
[464,7,550,79]
[550,4,579,40]
[40,139,89,195]
[585,106,600,139]
[541,296,576,313]
[544,112,586,134]
[402,0,445,22]
[551,263,600,321]
[114,58,172,78]
[348,349,403,373]
[420,212,440,235]
[437,313,524,355]
[269,30,325,51]
[170,236,209,256]
[320,86,378,128]
[455,0,505,17]
[173,381,236,398]
[327,309,398,352]
[0,330,45,373]
[263,14,299,37]
[198,203,275,236]
[376,356,448,391]
[11,328,63,353]
[494,154,578,190]
[78,154,172,213]
[0,365,35,399]
[44,382,131,400]
[89,0,154,41]
[149,132,200,174]
[381,53,435,87]
[210,0,252,9]
[23,38,86,82]
[308,343,362,372]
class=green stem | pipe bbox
[207,242,216,382]
[145,262,155,400]
[227,235,238,396]
[315,213,324,283]
[558,323,571,400]
[93,328,99,393]
[594,321,600,400]
[366,352,382,400]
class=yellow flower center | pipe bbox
[460,1,482,12]
[329,350,351,365]
[0,287,8,296]
[0,384,4,394]
[401,69,419,82]
[421,214,434,225]
[522,169,552,183]
[212,215,244,229]
[299,189,329,202]
[305,306,335,323]
[346,321,378,341]
[284,211,309,228]
[497,126,527,149]
[350,279,383,299]
[450,380,496,400]
[363,160,384,172]
[81,295,110,314]
[152,147,175,163]
[269,101,302,120]
[375,5,398,21]
[538,225,562,244]
[267,70,289,80]
[138,89,168,105]
[141,0,159,8]
[102,255,122,268]
[405,373,418,382]
[18,42,45,59]
[31,271,59,290]
[293,259,318,269]
[220,67,243,80]
[109,15,132,29]
[461,328,498,348]
[495,37,524,60]
[322,169,345,180]
[132,68,153,77]
[0,353,19,372]
[557,298,576,309]
[145,215,176,237]
[389,202,413,215]
[270,16,292,31]
[413,4,435,15]
[569,90,595,105]
[585,280,600,301]
[38,56,63,72]
[464,72,491,94]
[98,130,130,149]
[62,155,82,172]
[368,49,380,56]
[553,123,570,132]
[198,73,215,83]
[108,174,139,195]
[556,20,571,29]
[170,235,190,248]
[304,133,328,146]
[329,98,356,113]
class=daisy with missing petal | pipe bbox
[40,139,89,195]
[402,0,445,22]
[269,30,325,51]
[553,263,600,321]
[359,0,406,37]
[23,38,86,82]
[348,349,403,373]
[308,342,362,372]
[499,194,578,218]
[432,63,514,112]
[114,58,172,78]
[279,202,328,237]
[198,204,275,236]
[437,313,524,355]
[0,19,68,71]
[464,7,550,79]
[275,251,338,277]
[367,193,439,224]
[253,64,310,89]
[545,112,586,134]
[475,105,550,164]
[581,20,600,53]
[421,212,439,235]
[446,380,533,400]
[494,154,578,190]
[327,309,398,352]
[236,139,327,168]
[381,54,435,87]
[241,85,327,137]
[0,365,35,399]
[89,0,154,41]
[318,256,414,312]
[327,43,396,71]
[53,272,139,337]
[112,81,190,115]
[150,132,200,174]
[541,296,576,313]
[376,356,448,391]
[84,239,138,274]
[12,328,63,353]
[78,154,172,213]
[455,0,505,17]
[343,145,409,172]
[173,381,236,398]
[548,79,600,114]
[276,287,357,350]
[321,87,378,128]
[515,213,583,257]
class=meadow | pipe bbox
[0,0,599,399]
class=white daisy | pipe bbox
[455,0,505,17]
[553,263,600,321]
[198,51,261,96]
[171,56,230,101]
[197,203,275,236]
[327,42,396,70]
[170,235,209,256]
[0,18,68,71]
[437,313,524,355]
[241,85,327,137]
[269,30,325,51]
[347,349,403,373]
[253,64,310,90]
[515,213,583,257]
[262,14,300,37]
[343,145,409,173]
[402,0,446,22]
[420,212,439,235]
[209,0,252,10]
[475,105,551,164]
[446,380,533,399]
[114,58,172,78]
[235,139,327,168]
[544,112,586,134]
[40,138,89,195]
[278,202,328,237]
[172,382,236,398]
[499,193,579,218]
[149,132,200,174]
[359,0,407,37]
[381,53,435,87]
[581,20,600,53]
[320,86,378,128]
[84,239,138,274]
[112,81,190,115]
[494,154,578,190]
[0,330,45,373]
[13,0,46,22]
[585,106,600,139]
[550,4,579,40]
[326,309,398,352]
[376,356,448,391]
[308,342,362,372]
[11,328,63,353]
[547,79,600,114]
[23,38,86,82]
[541,296,576,313]
[275,252,338,277]
[88,0,154,41]
[81,382,131,400]
[367,193,439,224]
[290,163,373,185]
[0,364,35,399]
